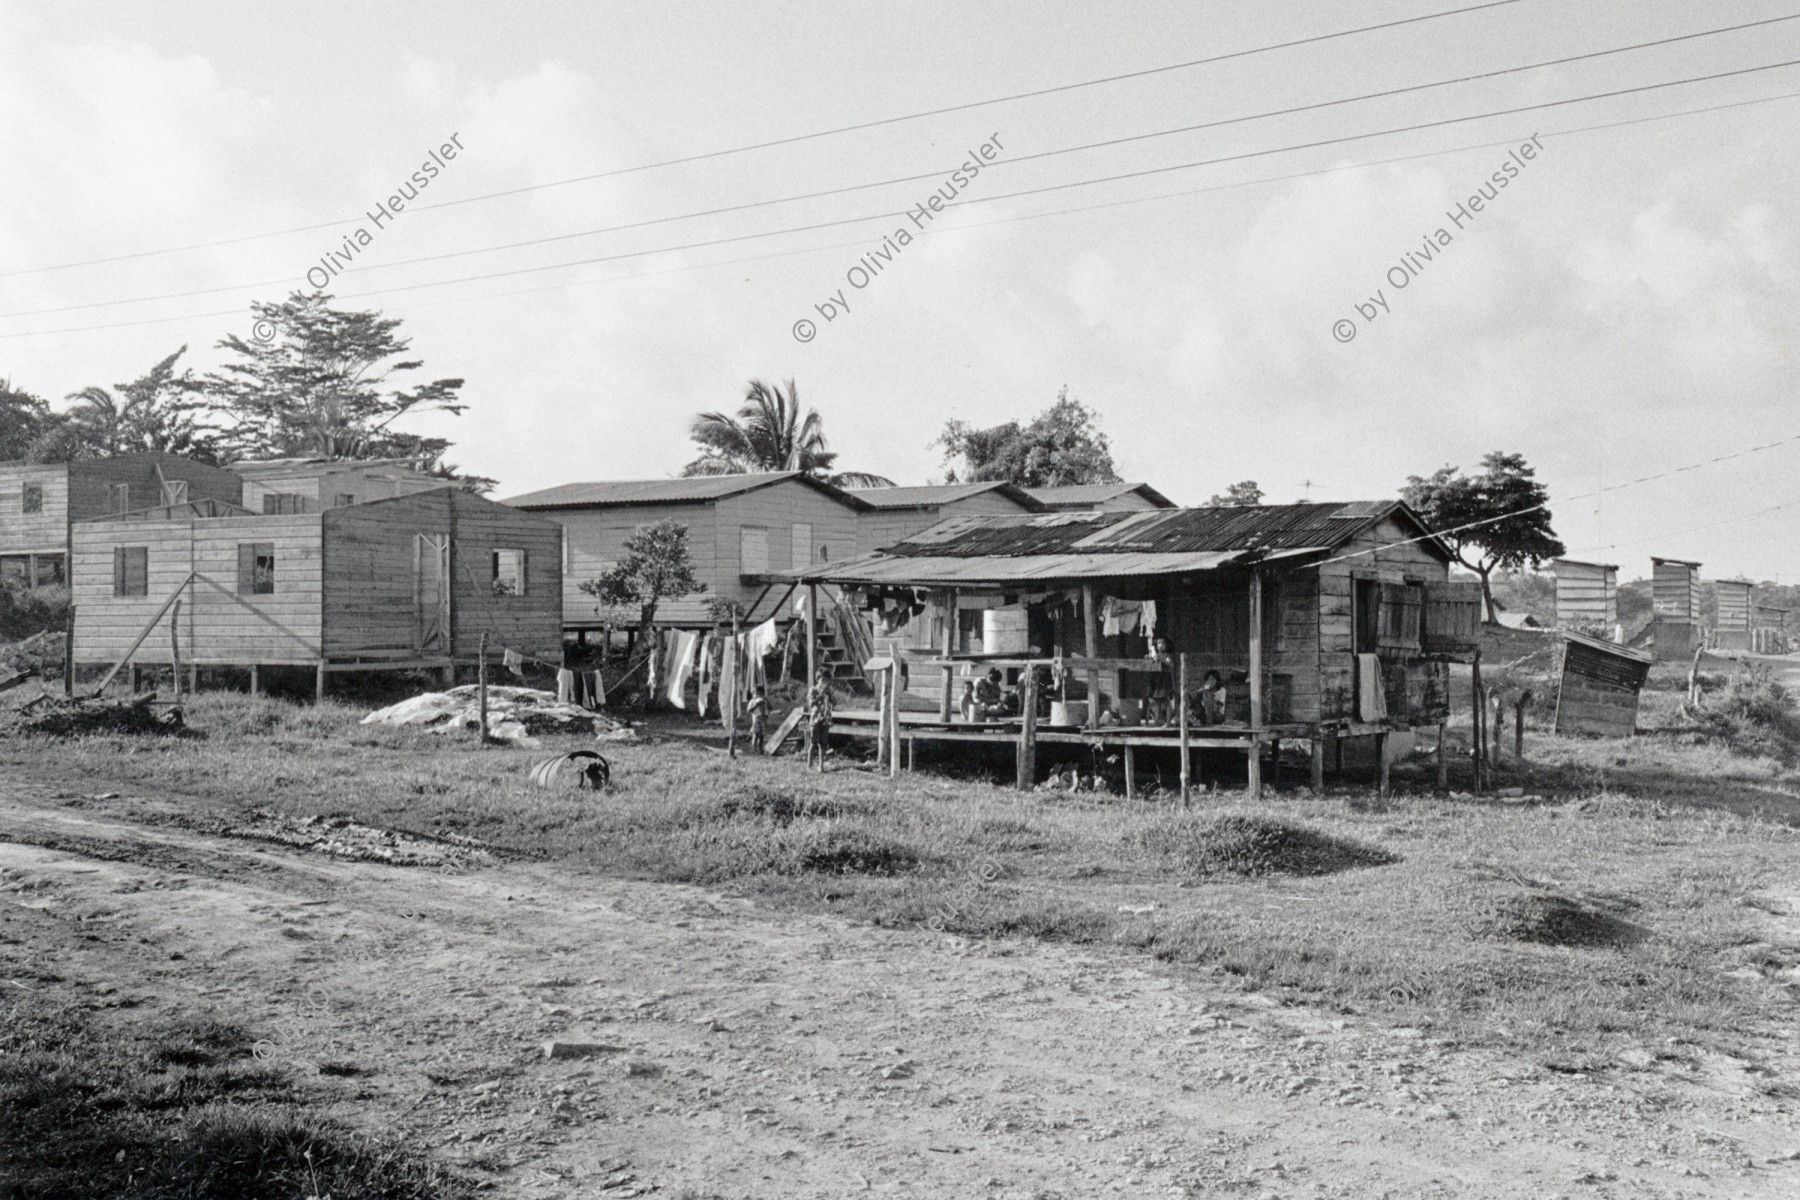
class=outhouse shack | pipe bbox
[1,452,242,588]
[793,500,1480,794]
[1553,631,1652,738]
[502,472,868,632]
[70,487,562,698]
[1552,559,1618,634]
[1714,579,1755,651]
[1650,556,1703,661]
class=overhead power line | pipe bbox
[5,82,1798,342]
[0,0,1525,280]
[8,13,1796,322]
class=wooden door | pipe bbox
[415,534,450,653]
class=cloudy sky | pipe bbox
[2,0,1798,580]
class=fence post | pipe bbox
[478,631,489,744]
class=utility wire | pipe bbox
[0,0,1525,280]
[5,82,1799,342]
[10,14,1797,321]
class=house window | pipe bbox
[492,548,526,596]
[237,543,276,595]
[113,546,148,597]
[262,493,312,515]
[21,483,43,514]
[740,526,770,574]
[107,483,132,514]
[791,523,813,568]
[0,556,26,582]
[331,493,357,508]
[33,554,64,587]
[160,479,188,506]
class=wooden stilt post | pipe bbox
[129,664,140,694]
[1124,742,1136,799]
[1178,653,1191,809]
[1435,721,1448,792]
[249,664,260,697]
[315,661,326,705]
[477,631,490,745]
[1377,732,1391,797]
[1514,694,1528,759]
[1015,668,1038,790]
[1247,570,1264,801]
[168,599,182,702]
[887,661,903,780]
[1082,584,1101,730]
[1310,729,1326,794]
[940,589,957,721]
[1470,650,1485,794]
[806,584,818,686]
[63,607,75,697]
[1270,738,1281,790]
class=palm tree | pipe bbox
[681,378,893,487]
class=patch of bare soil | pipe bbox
[4,775,1800,1199]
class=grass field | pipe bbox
[7,668,1798,1081]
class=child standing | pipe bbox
[746,686,769,753]
[805,670,834,771]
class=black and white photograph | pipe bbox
[4,2,1800,1196]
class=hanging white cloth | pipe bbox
[1140,600,1158,643]
[555,668,576,703]
[665,630,699,709]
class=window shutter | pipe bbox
[1422,581,1483,655]
[113,546,126,595]
[238,543,257,594]
[1378,582,1422,651]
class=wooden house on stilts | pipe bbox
[69,487,563,698]
[793,501,1481,795]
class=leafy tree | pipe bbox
[0,378,53,460]
[205,291,469,473]
[51,347,220,463]
[936,387,1120,486]
[1206,481,1264,507]
[684,378,891,487]
[577,521,707,689]
[1402,451,1565,623]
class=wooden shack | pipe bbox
[1552,559,1618,633]
[1022,482,1176,512]
[1714,578,1754,651]
[1553,631,1651,738]
[233,457,450,513]
[1650,556,1703,661]
[502,472,868,631]
[1,453,241,587]
[846,482,1041,555]
[794,501,1480,794]
[1753,602,1790,655]
[70,487,561,697]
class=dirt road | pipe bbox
[4,775,1797,1199]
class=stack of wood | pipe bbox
[2,692,183,737]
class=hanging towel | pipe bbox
[587,668,606,709]
[695,634,715,716]
[1100,596,1120,636]
[1356,653,1388,722]
[1140,600,1158,643]
[502,648,524,676]
[744,618,780,660]
[718,641,738,730]
[555,668,576,703]
[666,630,699,709]
[646,632,661,695]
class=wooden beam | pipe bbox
[1015,668,1037,790]
[1178,652,1191,809]
[1248,569,1264,730]
[1377,732,1391,797]
[1311,731,1326,794]
[168,598,182,702]
[90,572,196,698]
[315,661,327,704]
[1082,584,1100,730]
[1435,721,1448,792]
[805,583,818,686]
[1123,742,1136,799]
[887,662,903,779]
[940,589,957,721]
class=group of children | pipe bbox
[738,669,836,771]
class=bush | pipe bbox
[1132,813,1397,878]
[0,579,69,640]
[1697,664,1800,763]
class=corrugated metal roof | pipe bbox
[796,550,1246,585]
[881,501,1433,559]
[1023,482,1176,509]
[502,471,867,510]
[847,481,1032,509]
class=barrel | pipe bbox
[1049,700,1088,726]
[983,608,1031,654]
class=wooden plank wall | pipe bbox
[715,480,859,609]
[1317,517,1451,723]
[1553,560,1618,629]
[71,514,324,665]
[546,502,718,627]
[69,456,242,521]
[320,490,563,659]
[0,463,68,553]
[1652,560,1700,621]
[853,491,1032,555]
